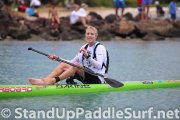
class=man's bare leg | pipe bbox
[45,63,84,84]
[80,17,88,28]
[141,6,146,21]
[146,5,150,20]
[29,63,84,85]
[121,8,125,18]
[29,62,71,85]
[47,62,71,78]
[58,64,84,80]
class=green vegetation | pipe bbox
[82,0,113,7]
[80,0,137,7]
[125,0,137,7]
[81,0,179,7]
[3,0,179,8]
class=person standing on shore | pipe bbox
[48,4,60,31]
[141,0,152,21]
[169,0,177,21]
[113,0,126,19]
[137,0,142,20]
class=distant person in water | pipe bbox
[113,0,126,19]
[142,0,152,21]
[48,4,60,31]
[169,0,177,21]
[155,1,165,18]
[29,26,108,85]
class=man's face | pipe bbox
[85,28,97,45]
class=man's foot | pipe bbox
[29,78,56,85]
[29,78,45,85]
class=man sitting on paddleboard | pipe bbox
[29,26,108,85]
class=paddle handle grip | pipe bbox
[28,47,49,57]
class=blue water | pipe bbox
[0,40,180,120]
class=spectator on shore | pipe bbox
[26,6,39,17]
[18,0,28,12]
[48,4,60,32]
[137,0,142,20]
[169,0,177,21]
[30,0,41,8]
[70,3,90,28]
[64,0,73,9]
[113,0,126,19]
[155,1,165,18]
[142,0,152,21]
[29,0,41,17]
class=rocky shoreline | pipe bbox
[0,9,180,41]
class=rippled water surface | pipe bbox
[0,40,180,120]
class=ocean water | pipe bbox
[0,39,180,120]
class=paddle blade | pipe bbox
[104,78,124,88]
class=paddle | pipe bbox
[28,47,124,88]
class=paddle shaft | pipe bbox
[29,48,104,77]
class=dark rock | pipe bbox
[173,21,180,29]
[60,31,73,41]
[68,30,84,40]
[132,26,147,38]
[34,18,48,28]
[123,12,134,21]
[0,10,13,25]
[71,23,85,34]
[134,13,142,21]
[142,32,165,41]
[135,20,174,37]
[59,17,71,32]
[0,32,7,40]
[113,19,135,37]
[50,30,60,37]
[98,30,113,41]
[88,11,103,21]
[2,0,13,5]
[166,27,180,37]
[60,30,83,41]
[105,14,117,23]
[41,31,60,41]
[10,30,31,40]
[89,19,104,27]
[0,1,4,9]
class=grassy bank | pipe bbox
[83,0,136,7]
[82,0,179,7]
